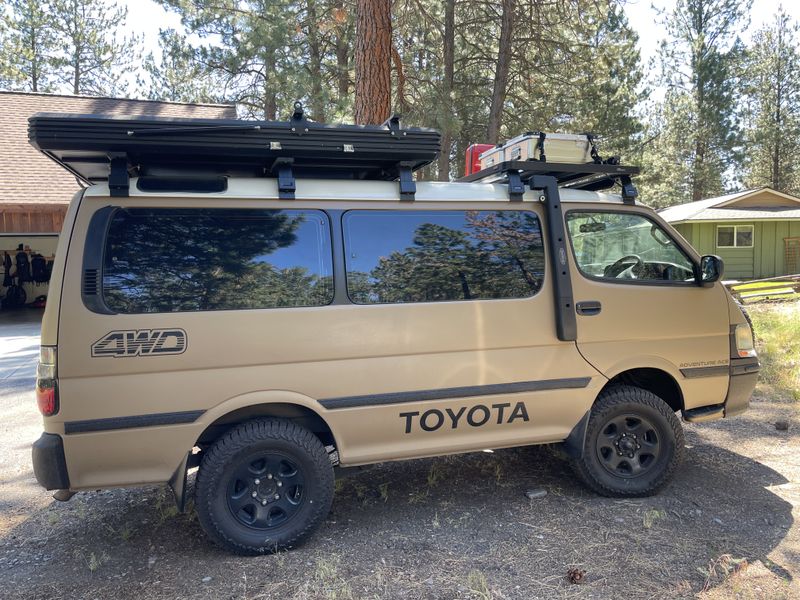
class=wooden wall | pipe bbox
[0,207,67,234]
[674,220,800,279]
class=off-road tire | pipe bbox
[195,419,334,555]
[574,385,685,497]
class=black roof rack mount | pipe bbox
[28,104,441,199]
[458,160,641,203]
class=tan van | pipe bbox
[29,113,759,555]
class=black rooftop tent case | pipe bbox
[27,106,441,199]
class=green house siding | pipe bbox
[671,220,800,279]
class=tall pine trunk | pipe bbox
[437,0,455,181]
[354,0,391,125]
[487,0,514,144]
[306,0,326,122]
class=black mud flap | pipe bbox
[561,411,590,458]
[168,453,190,513]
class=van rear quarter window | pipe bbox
[343,210,544,304]
[102,208,333,313]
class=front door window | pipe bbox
[566,212,695,283]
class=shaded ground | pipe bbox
[0,313,798,599]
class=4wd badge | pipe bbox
[91,329,187,358]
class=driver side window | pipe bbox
[565,211,695,283]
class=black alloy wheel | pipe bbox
[595,413,661,478]
[227,452,305,529]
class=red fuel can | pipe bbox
[464,143,494,176]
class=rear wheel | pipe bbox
[574,385,684,497]
[195,419,334,555]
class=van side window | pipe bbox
[103,208,333,313]
[343,210,544,304]
[565,211,695,283]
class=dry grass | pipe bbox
[748,302,800,399]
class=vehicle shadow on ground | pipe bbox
[0,432,794,599]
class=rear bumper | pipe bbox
[32,432,71,490]
[724,358,760,417]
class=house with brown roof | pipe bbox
[660,187,800,280]
[0,91,235,306]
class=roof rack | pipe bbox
[27,102,441,200]
[458,160,640,203]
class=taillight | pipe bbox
[36,346,59,417]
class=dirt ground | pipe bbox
[0,314,798,599]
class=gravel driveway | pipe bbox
[1,314,798,599]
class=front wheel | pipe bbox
[195,419,334,555]
[573,385,685,497]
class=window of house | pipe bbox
[343,210,545,304]
[716,225,753,248]
[103,208,333,313]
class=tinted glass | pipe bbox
[103,208,333,313]
[717,226,735,247]
[566,211,694,282]
[343,210,544,304]
[736,227,753,247]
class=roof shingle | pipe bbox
[0,91,237,206]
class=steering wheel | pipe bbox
[605,254,644,278]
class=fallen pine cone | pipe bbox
[567,568,586,584]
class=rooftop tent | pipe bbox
[28,104,441,199]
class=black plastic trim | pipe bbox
[328,210,349,304]
[683,403,725,422]
[64,410,205,434]
[319,377,592,410]
[81,205,117,315]
[32,433,70,490]
[136,176,228,194]
[730,357,760,376]
[680,365,730,379]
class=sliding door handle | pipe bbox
[576,301,602,316]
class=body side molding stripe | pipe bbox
[680,365,730,379]
[64,410,205,435]
[319,377,592,410]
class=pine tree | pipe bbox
[741,9,800,194]
[0,0,58,92]
[354,0,391,124]
[641,0,750,206]
[144,29,217,103]
[51,0,140,96]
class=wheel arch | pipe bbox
[562,366,684,459]
[194,400,339,451]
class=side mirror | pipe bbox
[698,255,724,286]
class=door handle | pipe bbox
[576,301,602,316]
